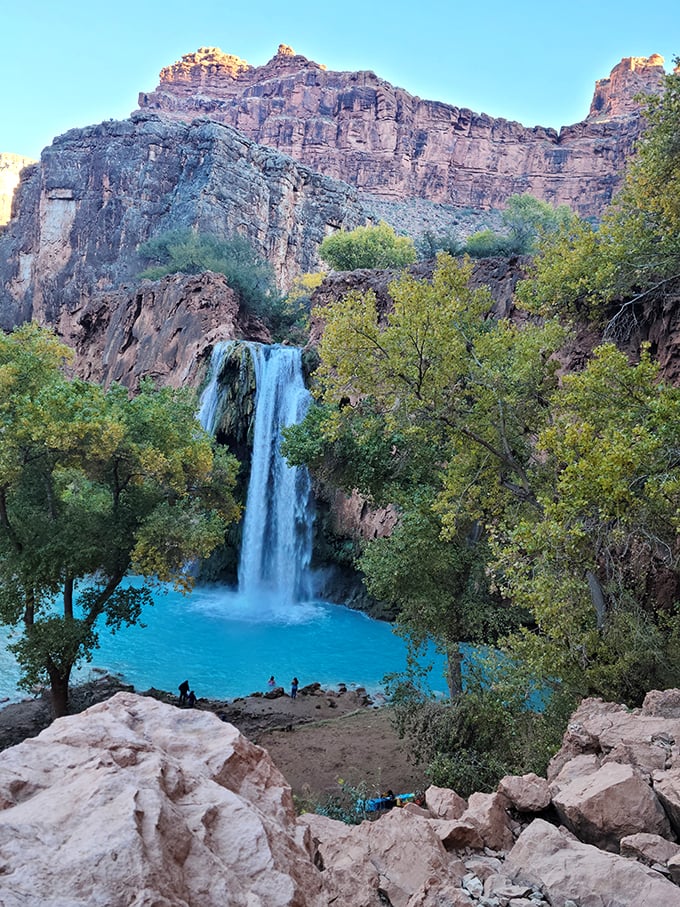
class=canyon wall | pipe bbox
[138,46,669,219]
[0,114,365,333]
[0,152,35,224]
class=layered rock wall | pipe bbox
[0,114,364,332]
[138,46,669,219]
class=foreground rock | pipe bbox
[5,692,680,904]
[0,692,325,906]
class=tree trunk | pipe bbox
[48,666,72,718]
[446,644,464,698]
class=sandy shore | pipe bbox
[0,676,428,805]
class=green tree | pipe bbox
[463,194,573,258]
[494,344,680,703]
[284,254,565,691]
[318,222,417,271]
[518,63,680,321]
[0,324,241,717]
[138,229,280,322]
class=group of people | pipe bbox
[268,675,299,699]
[178,675,300,708]
[177,679,197,708]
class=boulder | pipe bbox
[461,792,515,851]
[552,761,672,851]
[0,692,324,906]
[497,773,551,813]
[300,808,466,907]
[652,767,680,834]
[619,832,680,866]
[425,784,467,820]
[507,818,680,907]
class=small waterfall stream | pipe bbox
[198,341,314,605]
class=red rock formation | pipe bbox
[589,54,668,119]
[138,46,668,219]
[60,271,271,391]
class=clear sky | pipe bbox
[1,0,677,160]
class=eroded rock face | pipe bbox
[138,45,669,218]
[60,271,270,390]
[0,153,35,225]
[0,114,364,331]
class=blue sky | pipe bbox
[1,0,677,160]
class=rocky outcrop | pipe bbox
[7,691,680,905]
[138,46,669,219]
[0,692,325,906]
[589,54,668,119]
[0,113,364,332]
[0,153,35,225]
[61,271,270,390]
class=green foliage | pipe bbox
[318,221,417,271]
[494,344,680,704]
[518,64,680,320]
[138,229,280,323]
[463,195,573,258]
[0,324,241,715]
[390,675,576,796]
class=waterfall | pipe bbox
[197,341,233,436]
[198,341,315,606]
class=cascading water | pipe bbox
[198,341,315,607]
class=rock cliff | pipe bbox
[0,153,35,225]
[0,114,364,333]
[4,691,680,905]
[138,45,669,219]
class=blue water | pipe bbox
[0,580,449,704]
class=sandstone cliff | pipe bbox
[0,153,35,225]
[138,45,669,219]
[0,114,364,333]
[4,691,680,905]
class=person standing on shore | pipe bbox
[178,679,189,706]
[291,677,298,700]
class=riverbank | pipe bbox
[0,675,427,803]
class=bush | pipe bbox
[319,222,417,270]
[138,229,279,323]
[389,671,575,796]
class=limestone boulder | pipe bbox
[460,791,515,851]
[552,762,672,851]
[619,832,680,867]
[652,767,680,834]
[507,818,680,907]
[425,784,467,820]
[0,692,325,906]
[497,773,551,813]
[300,807,466,907]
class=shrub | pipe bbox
[138,229,279,322]
[319,222,417,270]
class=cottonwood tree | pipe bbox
[284,254,564,692]
[0,324,240,717]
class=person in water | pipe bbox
[268,675,276,688]
[178,679,190,706]
[291,677,299,699]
